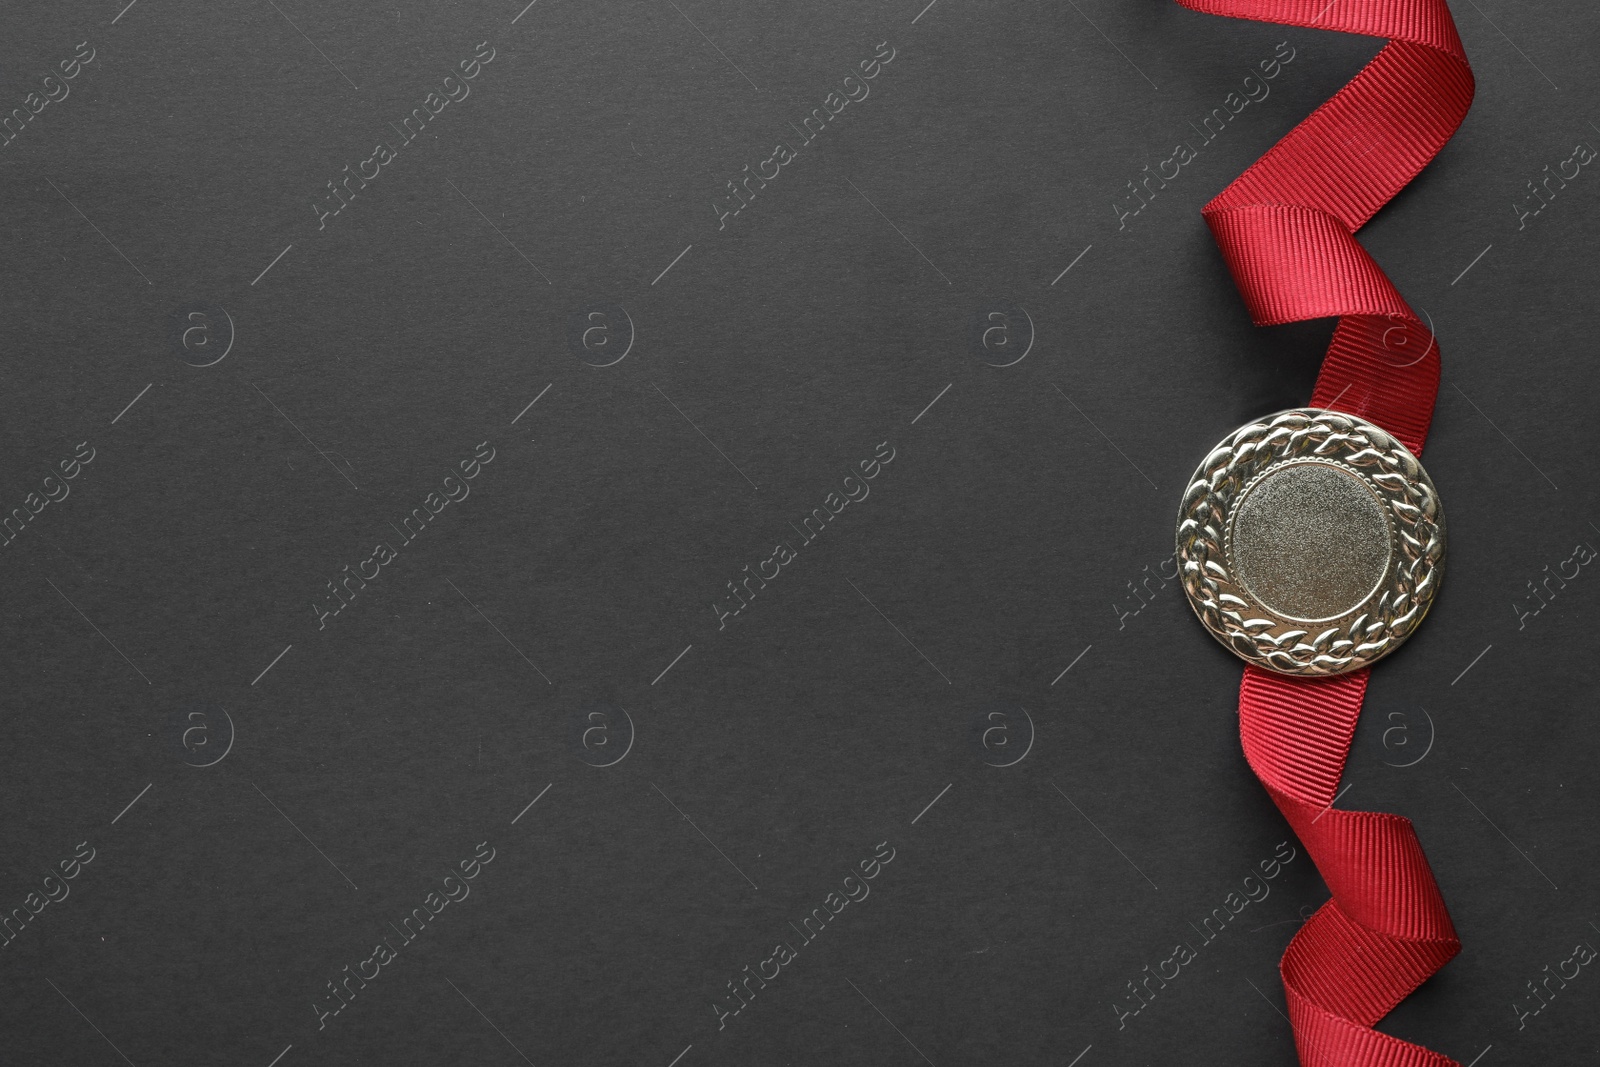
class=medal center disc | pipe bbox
[1229,461,1392,623]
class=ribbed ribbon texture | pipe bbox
[1171,1,1474,1064]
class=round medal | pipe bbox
[1176,408,1445,676]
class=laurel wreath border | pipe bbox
[1176,409,1445,677]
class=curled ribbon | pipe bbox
[1170,0,1474,1064]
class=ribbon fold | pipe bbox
[1170,1,1474,1063]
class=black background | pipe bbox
[1,1,1595,1064]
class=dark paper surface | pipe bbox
[1,1,1596,1064]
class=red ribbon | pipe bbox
[1171,1,1474,1063]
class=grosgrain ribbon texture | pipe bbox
[1171,0,1474,1064]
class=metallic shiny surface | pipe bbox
[1230,461,1392,623]
[1175,408,1446,676]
